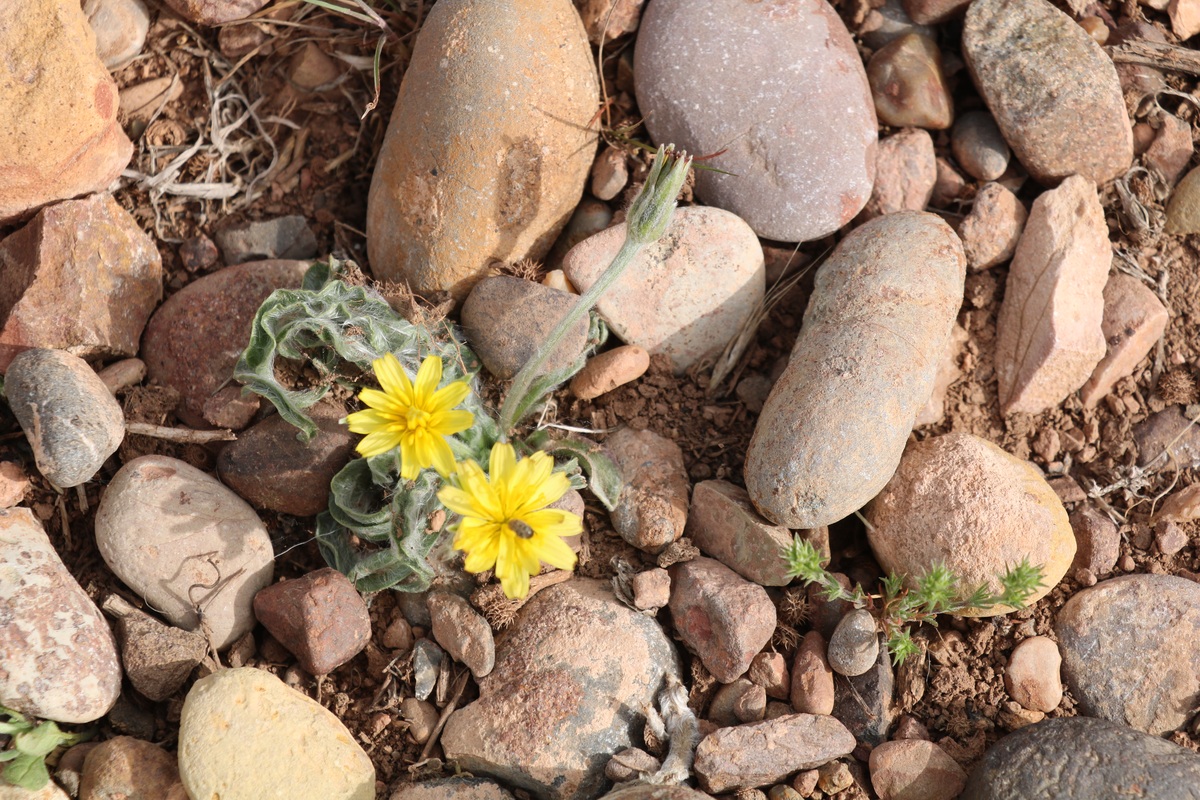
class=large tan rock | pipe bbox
[0,194,162,372]
[865,433,1075,615]
[745,212,965,528]
[367,0,597,300]
[995,175,1109,415]
[0,0,133,223]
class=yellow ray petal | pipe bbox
[374,353,414,405]
[356,430,403,458]
[413,355,443,406]
[429,380,471,413]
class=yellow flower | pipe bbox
[437,443,581,599]
[344,354,474,480]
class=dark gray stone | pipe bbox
[214,215,317,264]
[961,717,1200,800]
[6,348,124,487]
[1135,407,1200,472]
[832,646,896,745]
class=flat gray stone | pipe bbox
[961,717,1200,800]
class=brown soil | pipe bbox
[9,2,1200,798]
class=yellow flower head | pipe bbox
[437,443,581,599]
[344,354,474,480]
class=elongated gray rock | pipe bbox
[693,714,856,793]
[0,508,121,723]
[441,579,681,800]
[961,717,1200,799]
[634,0,877,241]
[6,348,124,488]
[745,212,965,528]
[367,0,597,299]
[962,0,1132,185]
[1055,574,1200,736]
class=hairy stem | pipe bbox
[498,237,644,435]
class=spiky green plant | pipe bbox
[781,538,1046,665]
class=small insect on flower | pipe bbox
[437,442,582,599]
[343,353,475,480]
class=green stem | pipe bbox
[498,236,644,435]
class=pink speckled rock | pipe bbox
[0,508,120,723]
[995,175,1109,415]
[161,0,268,24]
[0,0,133,224]
[634,0,877,241]
[563,206,764,373]
[958,182,1027,270]
[693,714,855,793]
[1080,273,1169,408]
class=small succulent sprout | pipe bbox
[782,536,1047,665]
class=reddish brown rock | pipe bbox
[607,428,690,552]
[958,182,1027,271]
[861,128,937,221]
[867,34,953,130]
[709,678,764,727]
[0,194,161,372]
[668,557,775,682]
[1005,636,1063,712]
[1156,484,1200,522]
[791,631,835,715]
[1134,407,1200,471]
[995,175,1109,415]
[217,402,355,516]
[161,0,268,24]
[1080,274,1169,409]
[141,260,310,428]
[1170,0,1200,40]
[0,461,29,508]
[590,145,629,200]
[685,480,794,586]
[253,568,371,675]
[0,0,133,223]
[962,0,1133,185]
[869,739,967,800]
[693,714,855,793]
[367,0,597,300]
[930,157,969,208]
[1069,505,1120,575]
[748,651,789,701]
[80,736,186,800]
[1146,113,1193,187]
[631,567,671,610]
[570,345,650,400]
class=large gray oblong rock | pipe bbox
[366,0,598,300]
[634,0,877,242]
[745,212,965,528]
[0,507,121,723]
[1055,574,1200,736]
[693,714,856,793]
[441,579,681,800]
[6,348,124,488]
[962,0,1132,185]
[95,455,274,650]
[961,717,1200,800]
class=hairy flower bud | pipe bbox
[626,144,692,245]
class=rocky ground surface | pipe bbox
[4,0,1200,799]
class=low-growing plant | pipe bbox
[781,537,1046,665]
[0,706,88,790]
[235,145,692,599]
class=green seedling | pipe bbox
[781,537,1046,665]
[0,706,87,791]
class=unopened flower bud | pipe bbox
[626,144,692,245]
